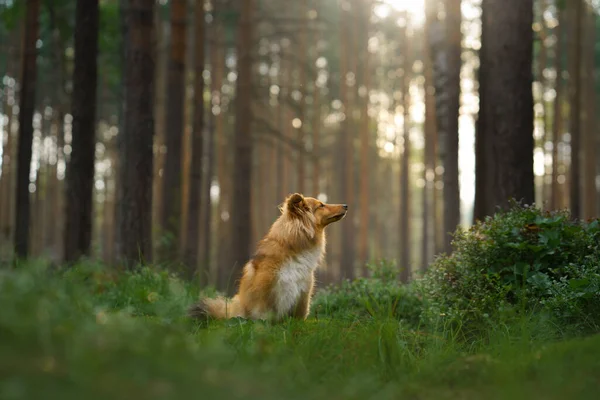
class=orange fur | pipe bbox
[188,193,348,321]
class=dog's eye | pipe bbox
[319,203,325,208]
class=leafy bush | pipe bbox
[311,260,423,325]
[418,203,600,334]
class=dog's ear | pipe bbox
[287,193,306,213]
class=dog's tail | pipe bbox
[188,295,243,320]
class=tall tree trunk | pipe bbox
[152,3,168,259]
[399,15,411,283]
[161,0,187,259]
[200,6,221,284]
[473,0,488,221]
[481,0,534,210]
[339,1,355,280]
[550,7,563,211]
[117,0,155,267]
[444,0,461,252]
[297,0,307,193]
[184,0,206,277]
[312,29,321,197]
[569,0,583,219]
[14,0,41,260]
[1,97,13,245]
[582,4,596,219]
[358,0,371,271]
[64,0,99,263]
[229,0,255,292]
[423,0,438,267]
[537,0,550,209]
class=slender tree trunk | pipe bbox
[582,4,596,219]
[444,0,461,251]
[184,0,206,277]
[152,4,168,259]
[229,0,255,293]
[116,0,155,266]
[297,0,307,193]
[200,7,220,284]
[537,0,550,209]
[312,54,321,196]
[423,0,438,267]
[1,98,13,244]
[399,16,411,283]
[473,0,488,221]
[14,0,41,260]
[358,0,371,271]
[64,0,99,263]
[481,0,534,210]
[161,0,187,258]
[569,0,583,219]
[550,8,563,211]
[339,0,355,280]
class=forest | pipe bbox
[1,0,600,399]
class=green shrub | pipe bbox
[311,260,423,325]
[418,203,600,334]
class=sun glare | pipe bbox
[374,0,426,26]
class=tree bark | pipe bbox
[14,0,41,260]
[116,0,155,267]
[399,15,411,283]
[184,0,206,277]
[160,0,187,258]
[481,0,534,210]
[582,4,596,219]
[64,0,99,263]
[550,8,563,211]
[444,0,461,252]
[358,0,371,271]
[569,0,583,219]
[338,0,356,280]
[229,0,255,293]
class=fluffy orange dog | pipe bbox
[188,193,348,321]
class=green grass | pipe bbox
[1,261,599,400]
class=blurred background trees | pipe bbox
[0,0,599,290]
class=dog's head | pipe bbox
[284,193,348,229]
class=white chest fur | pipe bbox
[273,247,322,318]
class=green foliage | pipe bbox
[418,204,600,335]
[2,261,600,399]
[311,260,423,325]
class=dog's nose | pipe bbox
[342,204,348,210]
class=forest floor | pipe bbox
[1,261,599,400]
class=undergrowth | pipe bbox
[1,204,599,399]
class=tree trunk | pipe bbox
[116,0,155,267]
[550,7,563,211]
[161,0,187,258]
[338,1,355,280]
[473,0,488,221]
[297,0,307,193]
[422,0,438,268]
[1,97,13,245]
[582,4,596,219]
[399,15,411,283]
[152,4,168,259]
[184,0,206,277]
[481,0,534,210]
[64,0,99,263]
[443,0,461,252]
[569,0,583,219]
[229,0,255,292]
[200,6,221,284]
[358,0,371,271]
[14,0,41,260]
